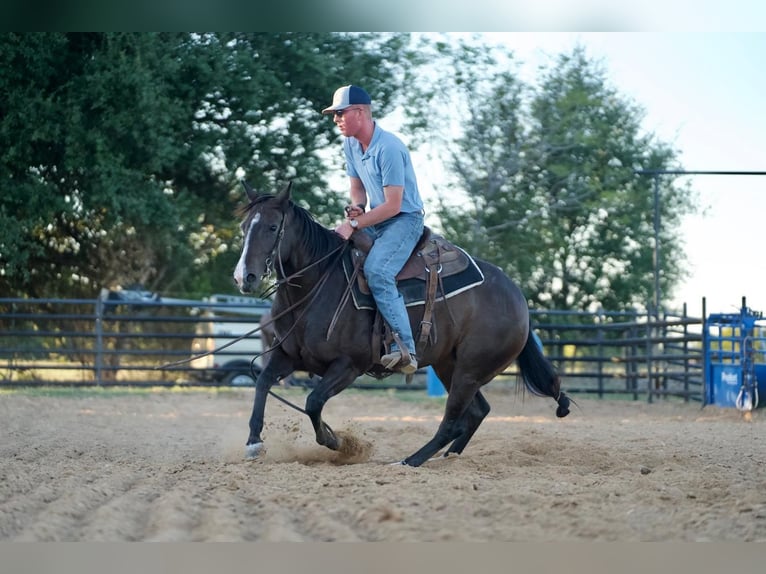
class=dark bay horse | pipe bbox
[233,182,570,467]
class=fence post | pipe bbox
[645,309,654,403]
[596,307,604,399]
[681,303,690,401]
[95,290,105,386]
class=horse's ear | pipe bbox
[276,181,293,205]
[241,180,258,202]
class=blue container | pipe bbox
[704,305,766,409]
[708,364,744,408]
[426,366,446,397]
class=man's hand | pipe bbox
[334,220,354,240]
[336,204,364,239]
[344,204,365,218]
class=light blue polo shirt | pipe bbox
[343,123,424,214]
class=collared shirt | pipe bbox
[343,123,424,214]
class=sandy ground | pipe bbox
[1,385,765,542]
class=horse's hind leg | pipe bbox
[402,382,482,467]
[444,390,490,457]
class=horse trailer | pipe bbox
[188,294,272,386]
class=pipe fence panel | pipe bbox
[0,294,270,388]
[525,308,703,402]
[0,296,705,401]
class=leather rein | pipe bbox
[159,213,348,371]
[161,211,349,415]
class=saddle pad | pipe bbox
[342,247,485,311]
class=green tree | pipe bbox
[436,45,695,312]
[0,32,411,299]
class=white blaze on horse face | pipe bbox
[234,212,261,288]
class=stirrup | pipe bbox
[380,351,404,370]
[380,351,418,374]
[400,355,418,375]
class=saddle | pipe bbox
[341,227,483,375]
[350,227,471,285]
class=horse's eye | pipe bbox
[270,224,278,232]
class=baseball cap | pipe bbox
[321,85,371,114]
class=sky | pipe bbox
[410,32,766,318]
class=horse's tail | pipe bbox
[516,328,570,418]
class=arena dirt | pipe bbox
[1,386,764,541]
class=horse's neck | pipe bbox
[273,208,343,288]
[276,226,342,286]
[275,249,345,311]
[275,256,315,285]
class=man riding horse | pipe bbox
[325,84,424,375]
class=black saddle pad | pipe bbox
[342,247,485,311]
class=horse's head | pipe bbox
[233,181,292,294]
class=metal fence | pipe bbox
[0,292,271,389]
[530,307,703,401]
[0,293,705,401]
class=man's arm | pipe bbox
[348,177,367,212]
[337,184,404,239]
[370,185,404,221]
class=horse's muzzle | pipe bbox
[233,271,258,294]
[238,273,258,294]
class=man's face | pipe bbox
[332,107,364,136]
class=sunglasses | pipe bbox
[333,107,361,118]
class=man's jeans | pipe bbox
[362,212,424,355]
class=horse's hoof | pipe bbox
[245,442,265,459]
[320,423,340,451]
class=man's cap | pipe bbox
[321,85,371,114]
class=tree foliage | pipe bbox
[1,34,698,313]
[434,44,695,312]
[0,32,410,298]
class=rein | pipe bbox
[259,238,349,414]
[157,240,348,371]
[160,202,349,417]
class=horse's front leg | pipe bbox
[245,348,294,459]
[304,356,360,451]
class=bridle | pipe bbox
[244,206,349,414]
[159,206,346,372]
[161,202,349,415]
[248,205,347,294]
[245,208,286,286]
[258,206,349,337]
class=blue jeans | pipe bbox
[362,212,424,356]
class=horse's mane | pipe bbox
[288,200,345,260]
[241,194,344,262]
